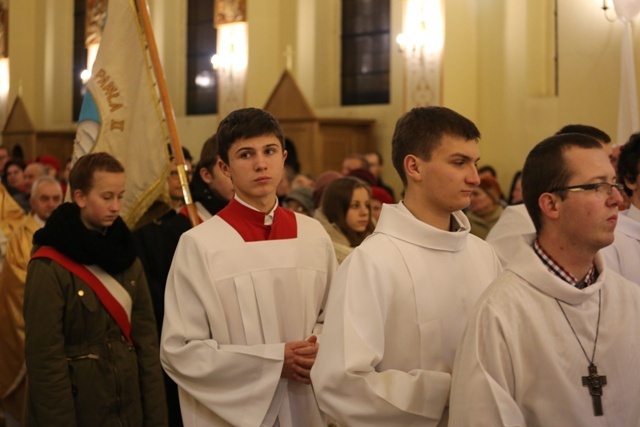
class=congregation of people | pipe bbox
[1,105,640,426]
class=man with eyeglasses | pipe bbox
[487,124,615,266]
[602,132,640,285]
[450,133,640,426]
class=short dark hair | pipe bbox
[478,165,497,178]
[284,137,301,174]
[343,153,370,170]
[321,177,375,247]
[508,170,523,205]
[4,158,25,172]
[556,124,611,144]
[522,133,603,232]
[365,150,384,165]
[69,152,124,196]
[197,134,219,172]
[167,144,193,162]
[617,133,640,197]
[216,108,285,165]
[391,106,481,186]
[2,158,26,186]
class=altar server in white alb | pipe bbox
[311,106,502,426]
[602,132,640,285]
[450,133,640,426]
[161,108,337,427]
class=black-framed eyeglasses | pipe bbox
[550,182,625,199]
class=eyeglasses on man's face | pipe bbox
[550,182,625,199]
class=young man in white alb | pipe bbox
[161,108,336,427]
[311,106,502,426]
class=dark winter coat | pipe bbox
[23,203,168,427]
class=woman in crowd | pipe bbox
[508,170,523,205]
[370,186,394,222]
[2,159,29,212]
[316,176,375,263]
[467,175,505,240]
[2,159,26,193]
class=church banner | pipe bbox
[74,0,170,228]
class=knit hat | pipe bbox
[36,155,61,174]
[284,187,315,215]
[477,176,502,203]
[347,168,376,186]
[371,186,393,204]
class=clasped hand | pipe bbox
[281,335,318,385]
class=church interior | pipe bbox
[3,0,640,196]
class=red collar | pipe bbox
[217,198,297,242]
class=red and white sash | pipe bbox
[31,246,133,344]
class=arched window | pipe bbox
[341,0,390,105]
[186,0,218,115]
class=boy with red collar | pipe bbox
[161,108,337,427]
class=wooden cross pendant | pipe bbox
[582,363,607,416]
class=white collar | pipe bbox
[234,194,278,225]
[33,213,46,228]
[627,203,640,223]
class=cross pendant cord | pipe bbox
[556,289,606,417]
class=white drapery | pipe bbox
[613,0,640,144]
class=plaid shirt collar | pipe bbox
[533,239,597,289]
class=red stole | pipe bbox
[31,246,134,344]
[217,198,297,242]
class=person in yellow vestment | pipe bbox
[0,182,26,270]
[0,176,62,427]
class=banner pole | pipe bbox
[135,0,199,227]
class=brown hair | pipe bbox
[321,177,375,247]
[197,133,219,172]
[522,133,602,232]
[391,106,480,186]
[69,152,124,196]
[555,124,611,143]
[217,108,285,165]
[617,132,640,197]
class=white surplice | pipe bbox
[310,203,502,426]
[160,213,337,427]
[450,234,640,427]
[486,204,534,266]
[601,205,640,285]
